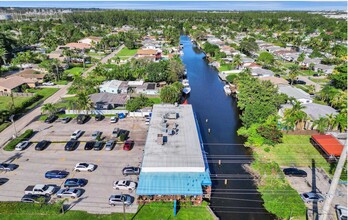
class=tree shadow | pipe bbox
[65,193,88,212]
[3,152,23,163]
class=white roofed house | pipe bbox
[99,80,128,94]
[278,85,312,104]
[78,36,102,47]
[127,81,159,95]
[300,58,322,68]
[314,64,335,75]
[251,68,275,77]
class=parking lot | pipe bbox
[283,166,347,219]
[0,116,148,214]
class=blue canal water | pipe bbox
[180,35,274,220]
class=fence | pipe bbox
[0,92,35,97]
[65,110,151,117]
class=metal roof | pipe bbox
[278,85,312,101]
[136,171,211,196]
[311,134,344,157]
[141,104,205,172]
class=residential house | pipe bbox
[136,49,160,60]
[301,58,322,68]
[314,64,335,74]
[243,62,261,69]
[65,43,91,50]
[278,85,312,104]
[89,93,129,109]
[99,80,128,94]
[220,45,235,56]
[0,76,34,93]
[259,77,289,85]
[17,69,47,84]
[134,83,159,95]
[251,68,275,77]
[78,37,102,46]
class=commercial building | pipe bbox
[136,104,211,205]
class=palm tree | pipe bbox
[283,100,308,130]
[75,92,94,114]
[326,113,336,131]
[0,48,7,74]
[313,117,329,134]
[41,103,57,116]
[334,113,347,132]
[288,64,300,85]
[330,90,347,109]
[233,54,242,70]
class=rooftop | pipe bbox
[311,134,344,157]
[141,104,205,173]
[278,85,312,101]
[89,93,129,105]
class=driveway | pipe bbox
[297,76,321,92]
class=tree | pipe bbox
[239,37,258,55]
[126,95,154,112]
[283,100,308,130]
[0,48,7,73]
[160,84,181,104]
[334,113,347,132]
[329,72,347,90]
[75,92,94,113]
[313,117,329,134]
[41,103,57,116]
[297,52,305,63]
[258,52,274,66]
[232,54,242,70]
[288,64,300,85]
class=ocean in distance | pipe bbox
[0,1,347,11]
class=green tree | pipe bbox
[75,92,94,114]
[0,48,7,73]
[160,84,181,104]
[297,52,305,63]
[232,54,242,70]
[313,117,329,134]
[126,95,154,112]
[258,52,274,66]
[41,103,57,116]
[288,64,300,85]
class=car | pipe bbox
[300,192,325,203]
[91,131,102,140]
[122,166,140,176]
[21,194,50,203]
[74,163,96,172]
[84,141,95,150]
[145,118,150,125]
[112,128,120,137]
[45,115,58,123]
[105,140,116,151]
[45,170,69,179]
[61,117,71,123]
[118,129,130,140]
[109,194,134,206]
[77,114,89,124]
[35,140,50,151]
[64,141,79,151]
[113,180,137,191]
[71,130,83,140]
[64,178,87,187]
[15,141,30,151]
[110,116,118,123]
[0,178,9,186]
[93,141,104,151]
[123,140,134,151]
[275,74,281,78]
[291,79,306,85]
[0,163,17,171]
[313,73,320,77]
[56,188,82,199]
[283,168,307,177]
[335,205,347,220]
[95,114,104,121]
[42,82,55,86]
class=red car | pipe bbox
[123,140,134,151]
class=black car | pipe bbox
[275,74,281,78]
[35,140,50,151]
[64,178,87,187]
[65,141,79,151]
[84,141,95,150]
[283,168,307,177]
[0,178,9,186]
[21,194,50,203]
[77,114,89,124]
[93,141,104,151]
[45,115,58,123]
[122,166,141,176]
[95,114,104,121]
[313,73,320,77]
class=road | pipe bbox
[0,45,125,148]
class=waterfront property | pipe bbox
[278,84,313,104]
[136,104,211,205]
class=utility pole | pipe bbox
[320,144,347,220]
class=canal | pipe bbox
[180,35,274,220]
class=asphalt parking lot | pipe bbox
[0,116,148,214]
[283,166,347,219]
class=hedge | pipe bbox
[3,129,34,151]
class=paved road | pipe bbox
[298,76,322,92]
[0,45,125,148]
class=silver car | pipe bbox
[113,180,137,191]
[15,141,30,151]
[91,131,102,140]
[56,188,82,199]
[300,192,325,203]
[105,140,116,151]
[109,194,133,206]
[0,163,17,171]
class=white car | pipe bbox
[42,82,55,86]
[113,180,137,191]
[110,117,117,123]
[56,188,82,199]
[71,130,83,140]
[15,141,30,151]
[74,163,96,172]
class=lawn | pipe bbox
[117,47,137,57]
[55,80,69,85]
[218,64,232,72]
[0,201,214,220]
[149,97,161,104]
[0,96,32,111]
[299,70,318,76]
[64,67,85,76]
[255,135,331,173]
[309,77,330,85]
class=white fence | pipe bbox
[65,110,152,117]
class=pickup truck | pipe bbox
[24,184,55,196]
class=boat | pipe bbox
[179,51,184,56]
[182,79,190,87]
[183,86,191,95]
[183,69,187,76]
[224,85,232,95]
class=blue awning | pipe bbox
[136,171,211,196]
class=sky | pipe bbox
[0,1,347,11]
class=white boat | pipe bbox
[183,86,191,94]
[179,51,184,56]
[224,85,232,95]
[182,79,190,87]
[183,70,187,76]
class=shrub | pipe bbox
[119,134,126,141]
[4,129,34,151]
